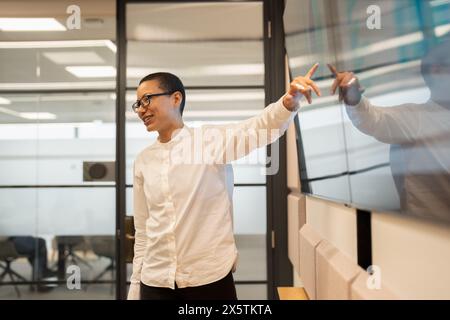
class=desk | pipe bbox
[277,287,309,300]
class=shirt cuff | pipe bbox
[127,283,140,300]
[273,95,298,122]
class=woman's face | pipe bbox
[136,80,181,132]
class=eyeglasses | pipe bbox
[131,91,174,113]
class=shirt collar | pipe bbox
[156,124,190,147]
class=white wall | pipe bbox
[372,212,450,299]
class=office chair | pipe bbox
[0,239,28,298]
[86,235,115,294]
[90,217,135,278]
[90,236,115,280]
[56,236,92,269]
[86,216,134,295]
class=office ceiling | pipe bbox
[0,1,265,124]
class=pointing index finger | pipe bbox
[305,63,319,78]
[327,63,339,78]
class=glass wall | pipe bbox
[284,0,351,203]
[125,2,268,299]
[0,0,117,299]
[285,0,450,223]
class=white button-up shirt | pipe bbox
[127,96,296,299]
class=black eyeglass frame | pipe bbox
[131,91,175,113]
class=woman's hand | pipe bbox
[283,63,321,111]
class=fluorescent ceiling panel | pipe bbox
[435,23,450,37]
[65,66,116,78]
[0,81,116,91]
[0,97,11,104]
[430,0,450,7]
[183,110,259,118]
[0,40,116,53]
[19,112,57,120]
[43,51,105,64]
[127,63,263,79]
[0,18,66,31]
[0,107,56,120]
[188,92,264,102]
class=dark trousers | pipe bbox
[9,236,48,280]
[140,270,237,300]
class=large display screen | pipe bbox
[284,0,450,223]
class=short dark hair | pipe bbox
[139,72,186,115]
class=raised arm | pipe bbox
[201,63,321,164]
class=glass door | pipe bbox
[125,1,268,299]
[0,0,117,299]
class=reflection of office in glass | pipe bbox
[285,0,450,223]
[282,0,450,301]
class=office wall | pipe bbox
[371,212,450,299]
[305,198,357,263]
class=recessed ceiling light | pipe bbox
[0,40,116,53]
[0,97,11,104]
[188,92,264,102]
[183,110,259,118]
[199,64,264,76]
[342,32,423,60]
[0,18,66,31]
[0,106,19,116]
[109,93,137,101]
[435,23,450,37]
[0,81,116,91]
[43,51,105,64]
[19,112,57,120]
[126,64,264,78]
[430,0,450,7]
[65,66,116,78]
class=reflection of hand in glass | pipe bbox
[327,63,365,106]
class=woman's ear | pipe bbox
[171,91,182,108]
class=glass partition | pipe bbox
[0,0,117,299]
[284,0,351,203]
[285,0,450,223]
[126,1,267,299]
